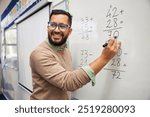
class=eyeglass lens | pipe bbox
[48,22,70,32]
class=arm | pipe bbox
[89,38,121,75]
[30,49,90,92]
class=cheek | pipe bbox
[48,30,52,35]
[63,30,69,35]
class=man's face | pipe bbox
[48,14,72,46]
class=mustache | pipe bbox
[51,31,64,37]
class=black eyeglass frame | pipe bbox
[48,21,70,32]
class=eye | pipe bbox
[50,22,57,27]
[59,24,67,29]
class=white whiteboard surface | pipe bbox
[17,5,50,91]
[69,0,150,99]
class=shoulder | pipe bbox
[30,41,54,60]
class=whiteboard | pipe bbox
[68,0,150,99]
[17,5,50,91]
[51,0,69,11]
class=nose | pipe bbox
[54,26,60,32]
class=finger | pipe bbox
[107,38,115,48]
[112,39,118,48]
[116,40,121,49]
[113,40,121,52]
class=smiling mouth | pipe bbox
[52,34,62,40]
[51,31,63,40]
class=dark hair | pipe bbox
[49,9,72,26]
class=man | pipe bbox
[30,9,121,100]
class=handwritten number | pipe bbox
[106,19,112,28]
[112,7,118,17]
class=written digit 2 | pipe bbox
[112,70,121,79]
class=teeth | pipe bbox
[52,35,62,40]
[53,34,61,37]
[54,36,61,38]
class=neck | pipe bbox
[46,38,67,51]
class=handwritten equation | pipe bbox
[103,5,127,79]
[78,49,93,67]
[79,17,94,40]
[103,5,124,38]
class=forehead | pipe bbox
[50,14,69,24]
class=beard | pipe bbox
[48,31,68,46]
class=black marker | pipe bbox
[102,36,117,47]
[102,43,108,47]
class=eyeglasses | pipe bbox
[48,22,70,32]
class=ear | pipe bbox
[68,28,72,36]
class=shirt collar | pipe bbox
[46,38,68,51]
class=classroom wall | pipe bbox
[0,0,11,94]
